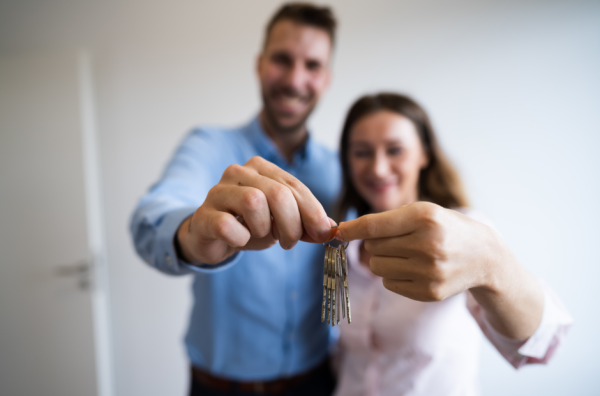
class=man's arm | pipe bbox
[130,129,220,275]
[132,127,336,272]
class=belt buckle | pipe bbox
[253,381,265,394]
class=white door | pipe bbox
[0,51,105,396]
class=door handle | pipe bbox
[55,260,91,290]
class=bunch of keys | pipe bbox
[321,241,351,326]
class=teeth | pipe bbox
[278,96,304,109]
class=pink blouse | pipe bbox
[333,210,572,396]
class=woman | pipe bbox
[331,93,572,396]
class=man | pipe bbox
[131,3,341,395]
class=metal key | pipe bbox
[321,245,328,323]
[340,245,352,324]
[327,246,333,325]
[337,251,343,323]
[330,245,336,325]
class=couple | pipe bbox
[131,3,571,396]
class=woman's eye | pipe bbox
[387,147,402,156]
[351,150,371,158]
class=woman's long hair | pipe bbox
[336,93,469,222]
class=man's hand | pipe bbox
[177,156,336,265]
[335,202,544,340]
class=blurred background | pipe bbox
[1,0,599,395]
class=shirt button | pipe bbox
[290,291,298,301]
[166,255,174,267]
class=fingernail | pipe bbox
[334,229,345,242]
[328,226,338,241]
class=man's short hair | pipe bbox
[264,2,337,47]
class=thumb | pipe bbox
[334,206,420,242]
[300,217,338,243]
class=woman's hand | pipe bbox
[335,202,544,340]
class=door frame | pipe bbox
[78,49,115,396]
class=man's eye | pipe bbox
[306,61,322,71]
[272,54,292,66]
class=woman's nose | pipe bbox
[371,152,390,177]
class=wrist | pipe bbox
[471,226,518,299]
[175,216,195,263]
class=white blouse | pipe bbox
[333,209,572,396]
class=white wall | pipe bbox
[1,0,599,395]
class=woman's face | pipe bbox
[348,110,428,213]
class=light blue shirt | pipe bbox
[130,116,342,380]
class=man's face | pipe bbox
[257,20,332,134]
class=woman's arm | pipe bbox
[335,202,544,340]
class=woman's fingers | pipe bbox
[382,278,450,302]
[335,201,442,242]
[369,255,419,280]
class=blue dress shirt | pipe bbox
[130,116,342,380]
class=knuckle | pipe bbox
[223,163,244,179]
[270,185,295,207]
[427,283,445,302]
[369,256,382,275]
[414,202,441,229]
[241,189,266,212]
[363,216,379,239]
[213,216,234,240]
[245,156,265,167]
[285,177,306,194]
[428,262,447,282]
[206,184,224,200]
[363,239,373,252]
[427,239,447,261]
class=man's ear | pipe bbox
[256,53,264,78]
[323,66,332,91]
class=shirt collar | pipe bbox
[244,115,314,169]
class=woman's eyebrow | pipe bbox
[348,141,371,147]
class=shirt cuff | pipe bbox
[473,280,573,369]
[156,207,244,274]
[516,280,573,360]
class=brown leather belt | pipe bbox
[191,359,329,395]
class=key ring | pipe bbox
[321,231,351,326]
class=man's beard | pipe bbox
[261,90,316,135]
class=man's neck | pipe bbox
[259,111,309,163]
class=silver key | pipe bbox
[322,242,352,327]
[321,245,328,323]
[340,244,351,324]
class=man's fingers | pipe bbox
[244,156,332,243]
[299,218,338,243]
[210,185,271,239]
[196,209,251,248]
[335,202,441,242]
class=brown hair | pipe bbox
[264,3,337,47]
[336,93,469,221]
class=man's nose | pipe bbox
[282,62,308,90]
